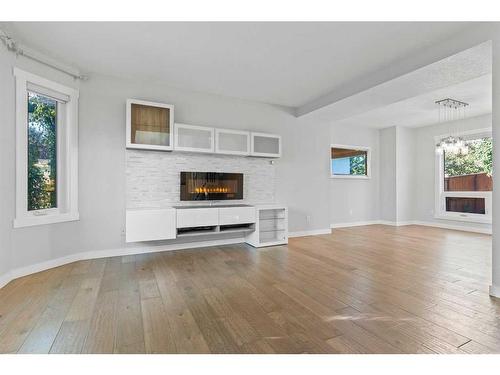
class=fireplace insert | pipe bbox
[180,172,243,201]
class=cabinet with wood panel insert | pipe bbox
[126,99,174,151]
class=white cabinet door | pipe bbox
[215,129,250,156]
[219,207,256,225]
[174,123,215,153]
[126,209,176,242]
[176,208,219,228]
[126,99,174,151]
[250,132,281,158]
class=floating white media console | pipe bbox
[126,204,288,248]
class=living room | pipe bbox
[1,2,500,372]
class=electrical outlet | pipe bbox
[306,215,311,224]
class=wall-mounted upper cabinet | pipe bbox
[126,108,282,158]
[174,123,215,153]
[215,128,250,156]
[126,99,174,151]
[250,132,281,158]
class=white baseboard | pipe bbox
[330,219,491,234]
[0,273,14,290]
[0,237,245,289]
[330,220,380,229]
[489,284,500,298]
[288,228,332,238]
[411,220,492,234]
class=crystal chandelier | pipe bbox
[435,98,469,155]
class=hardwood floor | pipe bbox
[0,224,498,354]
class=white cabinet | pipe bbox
[126,205,266,243]
[218,206,255,225]
[176,207,219,228]
[126,99,174,151]
[245,205,288,247]
[126,208,176,242]
[174,123,214,153]
[215,129,250,156]
[250,132,281,158]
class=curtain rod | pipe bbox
[0,29,88,81]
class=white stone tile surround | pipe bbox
[126,150,276,208]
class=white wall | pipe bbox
[0,46,332,281]
[379,127,397,222]
[0,45,14,277]
[396,126,416,223]
[329,124,380,225]
[413,114,492,232]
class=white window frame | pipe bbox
[434,128,492,224]
[14,68,79,228]
[330,144,371,179]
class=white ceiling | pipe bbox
[1,22,475,108]
[334,74,492,129]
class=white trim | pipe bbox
[288,228,331,238]
[0,237,245,289]
[0,273,14,290]
[329,220,491,234]
[434,212,492,224]
[330,220,380,228]
[330,175,370,180]
[380,220,415,227]
[14,68,79,228]
[27,82,70,103]
[489,284,500,299]
[13,212,79,228]
[126,99,174,151]
[14,68,79,98]
[411,220,491,234]
[330,144,371,179]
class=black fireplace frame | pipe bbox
[180,172,244,201]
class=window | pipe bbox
[28,92,58,211]
[330,145,370,178]
[14,68,79,228]
[435,130,492,223]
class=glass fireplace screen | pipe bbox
[180,172,243,201]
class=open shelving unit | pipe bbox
[245,205,288,247]
[177,223,255,238]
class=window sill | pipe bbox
[13,212,80,228]
[434,213,491,225]
[330,175,371,180]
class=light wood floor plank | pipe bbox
[0,224,498,354]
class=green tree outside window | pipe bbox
[27,92,57,211]
[444,138,492,177]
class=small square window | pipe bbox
[331,145,370,178]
